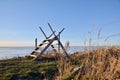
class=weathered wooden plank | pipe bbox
[39,27,47,38]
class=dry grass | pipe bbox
[84,46,120,80]
[56,46,120,80]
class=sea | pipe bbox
[0,46,86,60]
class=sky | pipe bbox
[0,0,120,46]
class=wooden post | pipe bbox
[35,38,37,49]
[58,32,60,53]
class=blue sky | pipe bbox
[0,0,120,46]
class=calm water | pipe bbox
[0,46,85,60]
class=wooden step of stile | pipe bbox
[52,43,59,46]
[42,42,49,44]
[32,50,41,55]
[45,38,52,41]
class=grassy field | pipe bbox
[0,57,57,80]
[0,46,120,80]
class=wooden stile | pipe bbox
[30,23,70,60]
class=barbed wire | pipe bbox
[98,33,120,40]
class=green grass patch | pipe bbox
[0,57,57,80]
